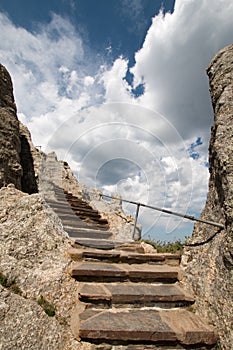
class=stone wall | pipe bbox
[0,64,22,189]
[181,45,233,349]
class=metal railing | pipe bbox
[100,193,224,237]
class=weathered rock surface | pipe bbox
[0,185,92,349]
[0,64,22,189]
[19,122,39,194]
[181,44,233,349]
[0,64,39,193]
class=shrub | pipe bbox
[140,238,185,254]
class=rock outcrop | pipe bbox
[0,185,84,349]
[0,64,22,189]
[181,44,233,349]
[0,64,39,193]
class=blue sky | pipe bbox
[0,0,232,241]
[0,0,175,65]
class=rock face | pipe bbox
[19,122,39,194]
[0,185,92,349]
[181,45,233,349]
[0,64,39,193]
[0,64,22,189]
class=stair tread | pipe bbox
[67,248,180,264]
[70,262,179,282]
[57,212,99,218]
[75,308,217,345]
[74,238,123,250]
[61,218,107,229]
[78,282,194,304]
[65,229,112,239]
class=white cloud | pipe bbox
[0,0,231,241]
[130,0,233,139]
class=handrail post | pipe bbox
[133,203,140,239]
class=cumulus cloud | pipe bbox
[0,12,105,144]
[0,0,232,240]
[130,0,233,139]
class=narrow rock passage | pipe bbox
[46,185,218,349]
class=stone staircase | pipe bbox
[47,186,218,349]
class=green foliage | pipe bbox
[140,238,185,254]
[0,271,22,295]
[38,295,56,317]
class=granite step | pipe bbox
[56,213,104,223]
[50,204,107,223]
[59,218,91,227]
[48,201,97,213]
[67,248,180,265]
[69,262,179,283]
[67,200,94,209]
[77,282,194,307]
[51,202,100,216]
[53,195,93,208]
[67,199,93,207]
[73,239,144,250]
[54,200,92,210]
[64,228,112,239]
[61,217,108,228]
[55,209,101,219]
[73,238,120,250]
[71,308,217,346]
[65,223,110,232]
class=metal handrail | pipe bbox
[100,193,224,237]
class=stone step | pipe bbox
[54,202,101,216]
[59,218,90,227]
[73,238,121,250]
[71,308,217,346]
[67,200,94,209]
[51,205,73,211]
[58,213,109,227]
[64,228,112,239]
[57,213,104,223]
[65,222,110,232]
[77,282,194,307]
[47,200,72,208]
[61,218,108,229]
[69,262,179,283]
[73,209,101,217]
[48,201,97,213]
[53,195,93,207]
[67,248,180,265]
[54,200,89,208]
[55,209,101,219]
[68,199,93,208]
[53,193,66,199]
